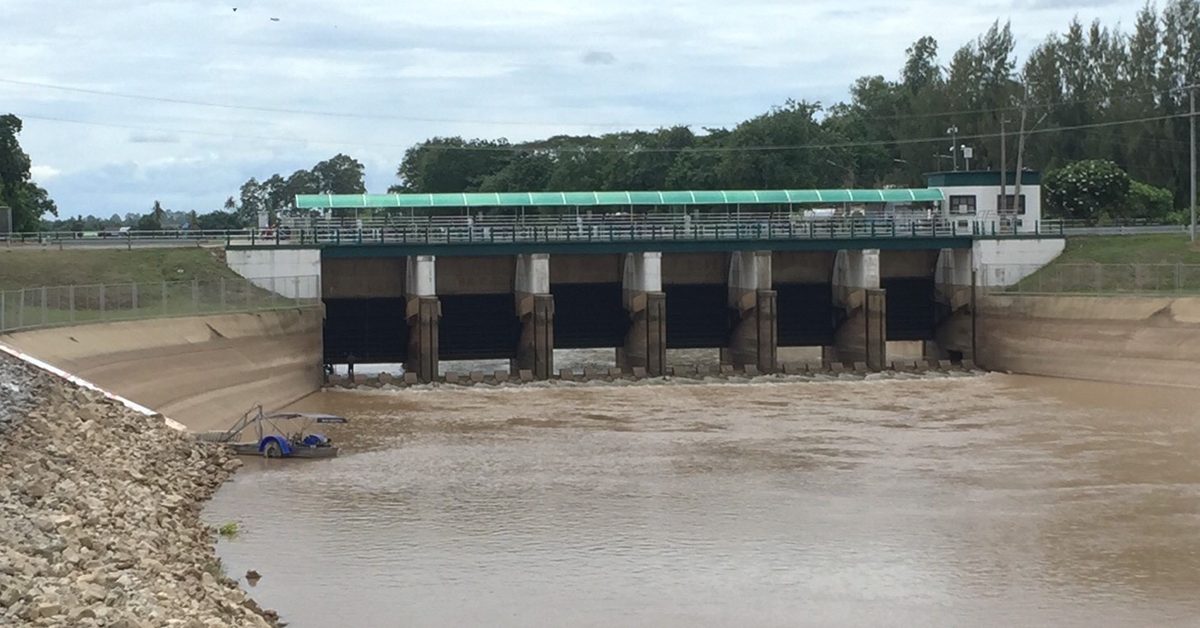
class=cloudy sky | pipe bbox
[3,0,1138,218]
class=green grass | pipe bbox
[0,248,316,332]
[0,274,308,332]
[1013,234,1200,294]
[0,248,241,291]
[1049,234,1200,266]
[218,522,241,538]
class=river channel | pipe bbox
[203,374,1200,627]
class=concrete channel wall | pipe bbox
[976,294,1200,390]
[0,308,324,431]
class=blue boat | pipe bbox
[204,406,348,459]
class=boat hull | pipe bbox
[228,443,339,458]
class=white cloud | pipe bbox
[0,0,1145,217]
[29,165,61,183]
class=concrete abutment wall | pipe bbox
[974,294,1200,389]
[0,309,324,432]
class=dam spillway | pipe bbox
[232,220,1062,381]
[227,184,1067,381]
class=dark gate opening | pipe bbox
[665,284,729,349]
[323,297,408,364]
[776,283,836,346]
[884,277,936,341]
[439,294,521,360]
[551,283,627,348]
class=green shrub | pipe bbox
[1124,180,1174,221]
[1044,160,1131,221]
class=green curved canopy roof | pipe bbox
[295,189,944,210]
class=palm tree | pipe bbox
[151,200,165,230]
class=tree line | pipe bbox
[391,2,1199,221]
[38,154,367,232]
[9,2,1200,229]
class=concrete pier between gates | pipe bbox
[514,254,554,379]
[726,251,777,373]
[933,247,975,360]
[405,255,439,382]
[619,252,666,376]
[830,249,886,370]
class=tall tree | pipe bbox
[393,138,514,193]
[237,178,266,224]
[0,114,57,231]
[312,154,367,194]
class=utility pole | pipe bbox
[999,118,1009,213]
[1190,85,1196,243]
[1013,85,1030,216]
[947,126,960,171]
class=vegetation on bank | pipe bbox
[0,248,240,291]
[1012,234,1200,294]
[1044,161,1179,224]
[1048,234,1200,266]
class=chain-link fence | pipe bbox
[0,275,320,333]
[981,263,1200,295]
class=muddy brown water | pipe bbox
[203,374,1200,627]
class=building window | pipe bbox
[997,194,1027,214]
[949,195,976,215]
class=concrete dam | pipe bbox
[227,184,1066,382]
[310,248,953,379]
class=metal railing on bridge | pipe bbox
[0,275,321,334]
[265,215,1066,246]
[3,215,1069,248]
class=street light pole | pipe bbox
[947,126,959,171]
[824,159,855,188]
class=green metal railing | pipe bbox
[2,216,1068,249]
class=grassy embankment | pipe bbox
[0,248,240,290]
[1017,234,1200,294]
[0,248,280,329]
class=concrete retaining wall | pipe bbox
[975,238,1065,287]
[977,294,1200,389]
[226,248,321,298]
[0,308,324,432]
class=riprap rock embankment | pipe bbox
[0,353,275,627]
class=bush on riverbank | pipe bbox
[0,353,277,627]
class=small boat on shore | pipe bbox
[198,405,347,458]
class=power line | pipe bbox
[11,110,1192,154]
[0,77,726,130]
[1,76,1171,131]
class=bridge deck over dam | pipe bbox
[227,189,1067,382]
